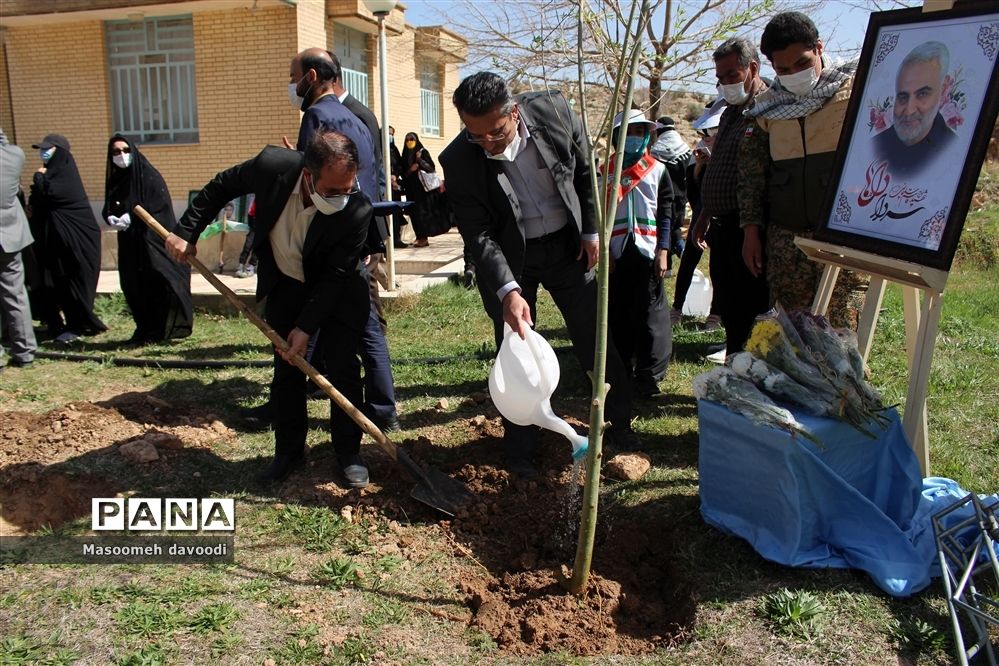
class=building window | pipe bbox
[419,58,441,137]
[105,15,198,144]
[332,23,369,106]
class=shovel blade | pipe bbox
[409,467,475,516]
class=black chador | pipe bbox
[103,134,193,343]
[27,137,107,338]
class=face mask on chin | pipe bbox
[112,152,132,169]
[306,172,350,215]
[718,79,750,105]
[779,65,819,97]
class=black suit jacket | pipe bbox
[176,146,371,334]
[341,92,390,251]
[439,90,594,306]
[342,93,383,175]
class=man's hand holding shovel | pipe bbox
[165,233,196,263]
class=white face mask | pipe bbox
[718,80,750,105]
[306,173,351,215]
[112,152,132,169]
[288,80,305,109]
[40,147,56,163]
[779,66,819,97]
[485,131,522,162]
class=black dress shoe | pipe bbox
[393,240,411,249]
[603,427,644,453]
[257,453,304,484]
[377,414,402,433]
[240,402,273,430]
[337,453,369,489]
[9,357,34,368]
[634,377,663,398]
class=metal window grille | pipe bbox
[418,59,442,137]
[420,88,441,137]
[341,68,368,107]
[105,15,198,144]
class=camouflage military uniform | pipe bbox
[737,83,867,330]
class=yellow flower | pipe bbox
[746,319,782,358]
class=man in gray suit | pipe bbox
[0,129,37,369]
[440,72,639,478]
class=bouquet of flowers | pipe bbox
[728,352,838,417]
[789,310,886,415]
[742,306,889,437]
[743,315,841,403]
[693,367,822,446]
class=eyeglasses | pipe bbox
[465,110,518,145]
[314,177,360,198]
[111,147,132,156]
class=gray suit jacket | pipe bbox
[439,90,594,306]
[0,130,33,254]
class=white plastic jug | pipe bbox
[682,268,714,317]
[488,325,589,461]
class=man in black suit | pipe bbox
[165,131,372,488]
[440,72,639,478]
[291,48,400,434]
[329,53,383,184]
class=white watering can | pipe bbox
[488,324,589,461]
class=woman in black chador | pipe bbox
[400,132,450,247]
[28,134,106,342]
[103,134,193,344]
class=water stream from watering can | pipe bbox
[551,459,585,557]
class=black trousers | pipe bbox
[310,265,397,424]
[609,243,672,383]
[485,225,633,460]
[706,215,770,354]
[672,202,719,315]
[265,274,364,459]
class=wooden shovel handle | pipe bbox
[133,204,403,462]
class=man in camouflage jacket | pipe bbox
[738,11,867,329]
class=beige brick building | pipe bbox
[0,0,467,219]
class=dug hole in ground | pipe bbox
[0,388,696,656]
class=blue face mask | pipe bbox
[40,147,56,163]
[623,135,648,155]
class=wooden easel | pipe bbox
[796,238,950,475]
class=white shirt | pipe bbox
[491,116,597,303]
[269,177,317,283]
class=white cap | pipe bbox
[612,108,661,131]
[692,97,727,131]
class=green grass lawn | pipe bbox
[0,166,996,664]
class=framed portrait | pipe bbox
[218,197,244,224]
[186,192,248,223]
[814,0,999,271]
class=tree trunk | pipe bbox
[566,0,649,597]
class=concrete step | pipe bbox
[97,229,467,312]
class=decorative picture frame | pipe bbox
[814,0,999,271]
[185,192,248,224]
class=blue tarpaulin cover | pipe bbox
[698,399,998,597]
